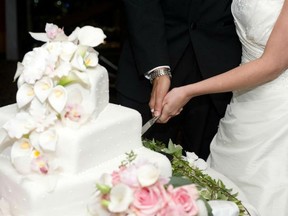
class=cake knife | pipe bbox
[141,116,160,135]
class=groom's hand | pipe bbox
[149,75,171,120]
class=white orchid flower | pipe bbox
[108,183,134,213]
[11,138,32,163]
[186,152,199,161]
[28,99,58,132]
[98,173,113,188]
[137,163,160,187]
[17,73,25,88]
[38,129,58,152]
[185,151,208,170]
[95,173,113,195]
[70,70,90,86]
[84,50,99,67]
[57,69,90,87]
[53,60,71,79]
[21,47,50,84]
[77,26,106,47]
[42,44,62,77]
[193,158,208,170]
[29,98,46,116]
[14,62,24,82]
[87,192,110,216]
[29,131,41,150]
[44,41,62,58]
[70,46,88,71]
[29,23,67,42]
[62,103,83,122]
[34,77,54,103]
[67,26,80,43]
[61,89,90,127]
[48,85,68,113]
[10,138,33,174]
[16,83,35,108]
[31,150,49,174]
[37,112,58,132]
[29,129,58,152]
[45,23,66,40]
[59,41,78,61]
[71,46,99,70]
[29,32,50,43]
[3,112,36,139]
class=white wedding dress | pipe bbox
[208,0,288,215]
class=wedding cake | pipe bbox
[0,24,172,216]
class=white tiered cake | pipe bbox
[0,24,171,216]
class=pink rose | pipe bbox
[132,182,169,216]
[181,184,199,201]
[120,165,140,187]
[111,170,121,185]
[168,185,199,216]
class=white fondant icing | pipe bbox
[56,103,144,174]
[0,146,171,216]
[0,67,172,215]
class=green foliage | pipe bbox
[169,176,194,187]
[143,139,251,216]
[120,151,137,167]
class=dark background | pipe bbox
[0,0,126,106]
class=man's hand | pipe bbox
[149,75,171,119]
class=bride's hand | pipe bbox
[159,86,190,123]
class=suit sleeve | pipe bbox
[122,0,170,76]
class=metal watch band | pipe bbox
[149,68,172,83]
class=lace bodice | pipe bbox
[231,0,287,97]
[232,0,284,63]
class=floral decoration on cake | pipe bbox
[0,23,106,175]
[143,140,252,216]
[87,153,211,216]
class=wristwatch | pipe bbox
[149,68,172,83]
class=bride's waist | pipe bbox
[233,70,288,101]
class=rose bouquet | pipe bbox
[87,155,211,216]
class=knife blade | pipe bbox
[141,116,160,135]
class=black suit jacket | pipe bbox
[116,0,242,113]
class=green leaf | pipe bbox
[162,139,183,157]
[169,176,193,187]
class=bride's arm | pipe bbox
[159,0,288,122]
